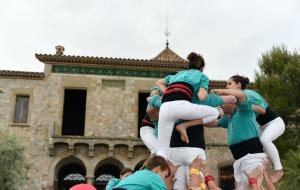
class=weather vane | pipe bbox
[165,9,170,47]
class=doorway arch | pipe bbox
[94,157,123,190]
[54,156,87,190]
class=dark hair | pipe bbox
[142,155,171,178]
[187,52,205,70]
[120,167,133,176]
[229,75,250,89]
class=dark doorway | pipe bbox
[134,159,145,172]
[219,164,234,190]
[138,92,150,138]
[94,163,121,190]
[62,89,87,136]
[57,163,86,190]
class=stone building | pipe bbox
[0,44,234,190]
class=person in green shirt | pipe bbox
[226,74,285,183]
[208,87,267,190]
[106,167,133,190]
[110,155,171,190]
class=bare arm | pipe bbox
[211,89,246,102]
[252,104,266,114]
[264,170,276,190]
[197,88,208,101]
[146,106,159,122]
[156,79,167,93]
[204,120,219,128]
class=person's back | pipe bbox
[166,69,208,101]
[112,169,167,190]
[112,156,170,190]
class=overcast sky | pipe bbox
[0,0,299,80]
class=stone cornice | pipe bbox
[0,70,44,80]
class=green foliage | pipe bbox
[255,45,300,124]
[0,127,26,190]
[277,149,300,190]
[255,45,300,189]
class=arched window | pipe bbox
[94,157,123,190]
[134,159,146,172]
[53,157,87,190]
[218,160,234,190]
[57,162,86,190]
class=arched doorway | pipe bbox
[94,157,123,190]
[218,160,234,190]
[134,159,146,172]
[54,157,87,190]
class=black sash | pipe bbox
[162,82,194,103]
[229,137,264,160]
[256,106,278,126]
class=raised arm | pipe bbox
[197,88,208,101]
[211,89,246,102]
[252,104,266,114]
[156,79,167,93]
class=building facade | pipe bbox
[0,45,234,190]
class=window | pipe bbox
[138,92,150,138]
[13,95,30,124]
[218,163,234,190]
[62,89,87,136]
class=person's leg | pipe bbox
[140,126,157,154]
[260,117,285,183]
[157,102,177,159]
[157,101,219,159]
[164,101,219,124]
[174,102,220,143]
[173,165,188,190]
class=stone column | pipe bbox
[86,176,94,185]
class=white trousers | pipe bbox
[140,126,157,154]
[233,153,266,190]
[157,100,219,158]
[260,117,285,170]
[169,147,206,190]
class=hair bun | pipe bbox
[187,52,199,61]
[242,76,250,85]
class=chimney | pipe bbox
[55,45,65,55]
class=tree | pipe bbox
[277,149,300,190]
[0,127,26,190]
[254,45,300,190]
[255,45,300,124]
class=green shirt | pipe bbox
[112,169,167,190]
[218,97,260,145]
[243,89,268,116]
[194,92,224,107]
[106,178,121,190]
[164,69,209,103]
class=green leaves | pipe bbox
[277,149,300,190]
[255,45,300,190]
[0,127,25,190]
[255,45,300,125]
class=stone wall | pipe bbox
[0,65,233,189]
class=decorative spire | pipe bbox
[165,9,170,48]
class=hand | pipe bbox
[146,96,152,102]
[190,156,206,172]
[210,89,222,95]
[246,165,263,179]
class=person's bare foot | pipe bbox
[270,169,283,183]
[176,123,189,143]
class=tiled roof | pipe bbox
[152,46,187,63]
[0,70,44,80]
[35,54,187,70]
[208,80,227,89]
